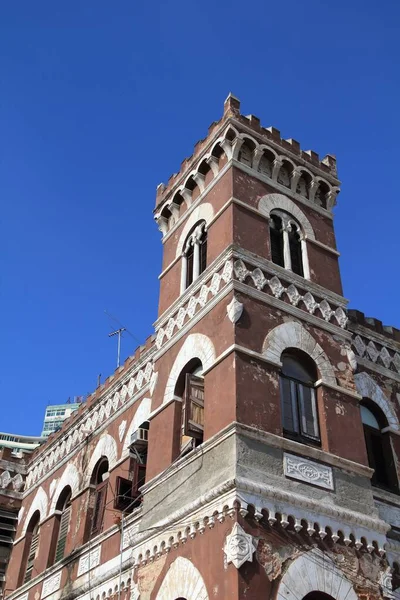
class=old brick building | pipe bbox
[5,95,400,600]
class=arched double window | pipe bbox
[269,210,307,277]
[180,221,207,293]
[90,458,109,536]
[49,487,72,566]
[280,350,320,444]
[361,401,398,492]
[22,511,40,584]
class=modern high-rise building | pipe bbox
[4,96,400,600]
[40,401,83,438]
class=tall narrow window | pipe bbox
[181,221,207,293]
[361,402,398,492]
[52,488,72,564]
[269,210,307,278]
[91,458,109,537]
[23,512,40,584]
[269,215,284,267]
[288,223,304,277]
[183,373,205,444]
[280,351,319,444]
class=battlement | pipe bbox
[154,94,341,235]
[348,309,400,344]
[28,332,156,464]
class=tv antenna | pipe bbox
[109,328,126,368]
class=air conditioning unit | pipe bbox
[130,427,148,449]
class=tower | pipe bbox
[6,96,400,600]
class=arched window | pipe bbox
[49,487,72,565]
[180,221,207,293]
[22,511,40,584]
[361,401,398,492]
[269,210,307,277]
[175,360,205,453]
[280,350,320,444]
[90,458,109,536]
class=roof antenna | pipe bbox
[109,328,126,368]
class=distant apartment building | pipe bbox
[41,400,83,437]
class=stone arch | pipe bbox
[49,463,80,513]
[156,557,208,600]
[262,321,336,385]
[22,486,48,535]
[85,433,118,486]
[277,550,357,600]
[258,193,315,240]
[355,372,399,431]
[163,334,216,405]
[122,397,152,457]
[176,203,214,258]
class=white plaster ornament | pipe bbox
[227,297,244,323]
[224,522,255,569]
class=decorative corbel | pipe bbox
[192,172,206,193]
[252,147,264,171]
[272,158,283,181]
[290,168,302,193]
[156,216,169,237]
[206,155,219,176]
[180,187,193,208]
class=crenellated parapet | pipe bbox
[154,94,341,237]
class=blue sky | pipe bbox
[2,1,400,435]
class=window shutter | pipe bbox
[183,374,204,440]
[199,231,207,275]
[91,481,107,536]
[114,477,133,511]
[186,244,194,288]
[270,219,284,267]
[298,385,319,440]
[280,377,299,434]
[289,229,304,276]
[24,531,39,583]
[55,506,71,562]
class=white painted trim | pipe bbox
[308,236,340,256]
[314,379,362,400]
[84,433,118,486]
[355,371,399,431]
[156,557,209,600]
[277,550,358,600]
[49,463,80,513]
[21,486,48,535]
[262,321,337,385]
[258,193,315,240]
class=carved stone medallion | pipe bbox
[227,297,244,323]
[224,522,255,569]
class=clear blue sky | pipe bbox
[2,1,400,435]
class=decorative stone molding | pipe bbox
[226,296,243,323]
[156,259,233,349]
[0,470,24,491]
[119,420,127,442]
[49,463,80,513]
[262,321,337,385]
[130,583,140,600]
[77,545,101,576]
[41,572,62,598]
[353,334,400,375]
[284,453,334,490]
[25,358,154,490]
[234,259,347,328]
[224,522,255,569]
[380,566,395,599]
[85,434,118,486]
[123,397,152,456]
[175,203,214,257]
[258,193,315,240]
[22,486,48,535]
[155,557,208,600]
[163,334,216,405]
[355,372,399,430]
[276,550,358,600]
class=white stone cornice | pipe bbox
[356,357,400,384]
[349,323,400,354]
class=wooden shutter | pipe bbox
[114,477,133,511]
[91,481,107,536]
[270,218,284,267]
[55,506,71,562]
[298,385,319,441]
[199,232,207,275]
[24,531,39,583]
[183,374,204,440]
[280,377,298,434]
[289,229,304,277]
[186,244,194,288]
